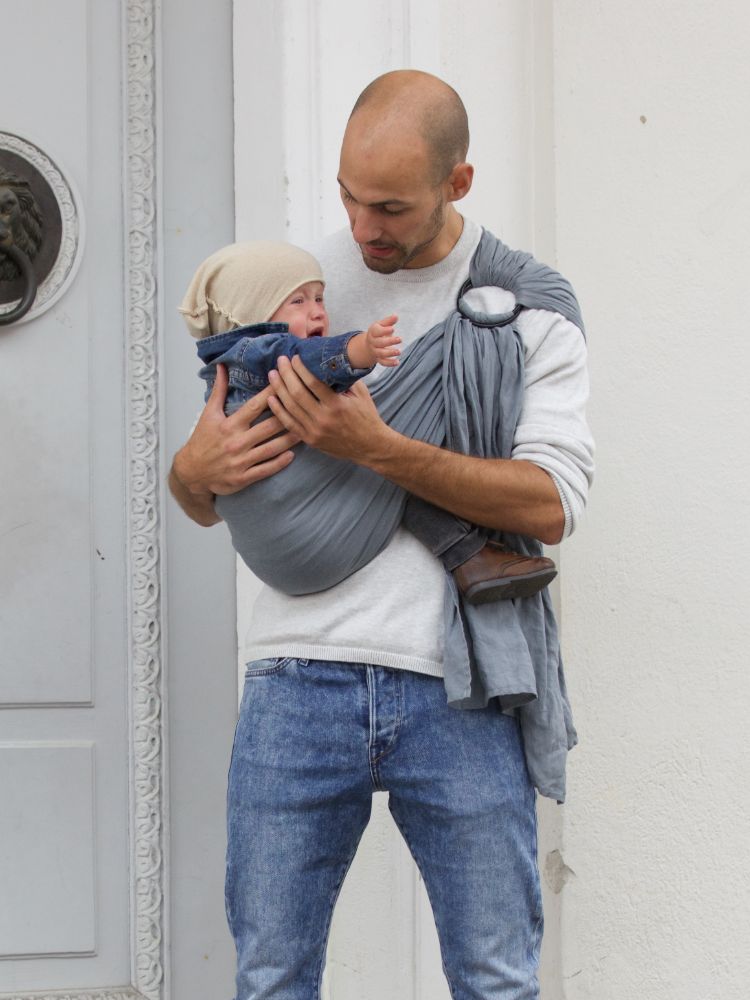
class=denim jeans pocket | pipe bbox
[244,656,295,678]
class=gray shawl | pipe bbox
[217,229,585,801]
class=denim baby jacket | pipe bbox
[195,323,373,410]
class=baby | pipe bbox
[179,241,557,602]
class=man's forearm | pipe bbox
[168,456,222,527]
[363,426,565,545]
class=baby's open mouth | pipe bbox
[308,327,324,337]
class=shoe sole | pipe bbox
[463,568,558,604]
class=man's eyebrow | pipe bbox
[336,178,410,208]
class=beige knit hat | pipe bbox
[178,241,325,339]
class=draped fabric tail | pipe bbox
[434,234,585,802]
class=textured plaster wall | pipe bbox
[553,4,750,997]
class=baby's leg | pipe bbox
[402,497,486,569]
[402,497,557,603]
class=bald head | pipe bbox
[348,70,470,184]
[338,71,473,271]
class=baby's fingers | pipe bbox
[373,330,401,350]
[374,343,401,367]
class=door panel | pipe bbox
[0,1,133,994]
[1,289,94,705]
[0,743,96,957]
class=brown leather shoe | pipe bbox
[453,541,557,603]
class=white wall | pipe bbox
[554,3,750,998]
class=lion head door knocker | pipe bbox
[0,132,83,327]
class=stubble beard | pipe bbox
[358,196,446,275]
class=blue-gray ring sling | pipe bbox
[217,229,585,801]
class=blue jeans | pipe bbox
[225,658,543,1000]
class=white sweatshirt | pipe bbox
[243,218,594,677]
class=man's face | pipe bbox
[337,126,451,274]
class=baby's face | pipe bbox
[270,281,329,339]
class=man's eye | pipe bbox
[341,189,354,202]
[381,206,405,216]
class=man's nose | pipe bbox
[350,207,381,244]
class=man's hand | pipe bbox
[267,354,393,462]
[169,363,302,526]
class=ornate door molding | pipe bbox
[123,1,165,998]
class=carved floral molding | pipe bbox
[125,1,164,999]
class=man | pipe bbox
[170,70,593,1000]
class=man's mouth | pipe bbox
[363,243,396,258]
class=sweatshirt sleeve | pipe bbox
[511,309,595,539]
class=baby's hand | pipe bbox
[367,314,401,367]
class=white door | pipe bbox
[0,2,237,998]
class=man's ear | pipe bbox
[446,162,474,203]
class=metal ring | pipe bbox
[456,278,524,328]
[0,243,38,326]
